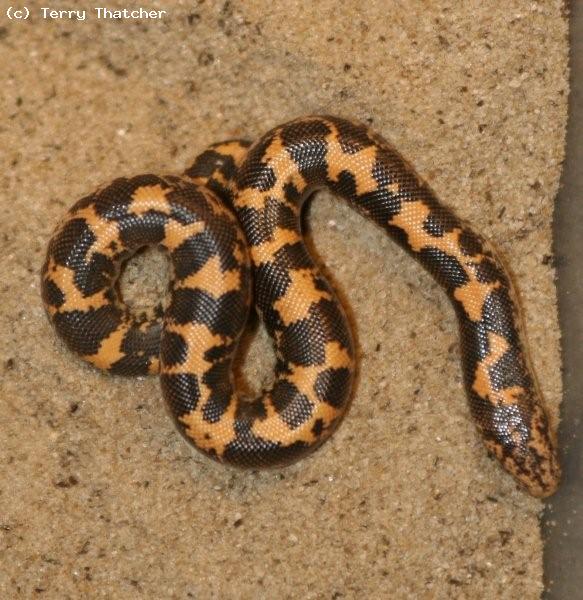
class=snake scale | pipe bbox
[41,116,561,497]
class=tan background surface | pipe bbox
[0,1,568,598]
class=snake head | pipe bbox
[484,402,561,498]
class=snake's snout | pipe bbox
[516,442,561,499]
[518,404,561,499]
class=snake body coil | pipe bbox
[41,116,560,497]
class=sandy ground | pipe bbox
[0,1,568,598]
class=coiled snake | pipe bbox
[41,116,561,497]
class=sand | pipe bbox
[0,1,568,598]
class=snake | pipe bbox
[40,115,561,498]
